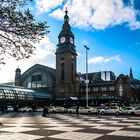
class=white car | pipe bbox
[95,106,107,114]
[78,106,97,114]
[55,106,67,113]
[100,106,122,115]
[124,106,140,115]
[68,106,77,114]
[48,106,64,113]
[19,106,32,112]
[36,107,43,112]
[133,107,140,115]
[121,106,135,115]
[68,106,97,114]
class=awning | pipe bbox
[69,97,78,100]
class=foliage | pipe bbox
[0,0,49,64]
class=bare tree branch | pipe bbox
[0,0,49,64]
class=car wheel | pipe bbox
[88,111,91,115]
[130,112,135,115]
[116,112,119,115]
[69,111,72,114]
[52,110,55,113]
[100,111,104,115]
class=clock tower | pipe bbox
[55,8,77,99]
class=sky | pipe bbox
[0,0,140,83]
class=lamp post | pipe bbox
[84,45,89,107]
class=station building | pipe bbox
[14,9,140,107]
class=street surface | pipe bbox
[0,112,140,140]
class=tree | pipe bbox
[0,0,49,64]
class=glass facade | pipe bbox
[23,72,54,89]
[0,85,52,104]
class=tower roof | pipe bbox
[15,67,21,72]
[58,8,74,38]
[129,67,134,79]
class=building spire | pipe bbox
[65,7,68,15]
[130,67,134,79]
[64,7,69,23]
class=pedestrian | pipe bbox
[42,106,49,117]
[76,105,79,117]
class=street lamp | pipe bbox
[84,45,89,107]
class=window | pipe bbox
[109,86,115,91]
[31,74,42,82]
[23,72,54,89]
[61,62,64,81]
[3,89,15,99]
[93,87,98,92]
[71,62,74,82]
[0,89,4,99]
[101,87,107,91]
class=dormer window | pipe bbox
[60,57,64,62]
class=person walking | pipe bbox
[76,105,79,117]
[42,106,49,117]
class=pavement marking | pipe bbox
[49,131,103,140]
[87,118,106,121]
[127,125,140,129]
[78,123,105,126]
[42,123,72,126]
[92,126,124,130]
[108,130,140,137]
[112,122,135,126]
[110,117,127,120]
[44,126,84,131]
[0,132,45,140]
[97,120,119,123]
[1,113,140,140]
[123,119,140,122]
[4,123,36,126]
[0,126,39,132]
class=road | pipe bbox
[0,112,140,140]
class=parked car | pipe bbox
[36,107,43,112]
[95,106,107,114]
[78,106,97,114]
[68,106,97,114]
[122,106,140,115]
[121,106,135,115]
[68,106,77,114]
[133,107,140,115]
[48,106,61,113]
[100,106,122,115]
[55,106,67,113]
[6,106,14,112]
[18,106,33,112]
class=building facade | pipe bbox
[55,9,77,99]
[13,10,140,106]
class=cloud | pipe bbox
[36,0,140,30]
[34,35,56,58]
[49,8,64,20]
[36,0,63,13]
[88,55,122,64]
[30,35,56,68]
[0,36,56,83]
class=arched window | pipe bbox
[60,57,64,82]
[71,62,74,82]
[23,72,53,89]
[61,62,64,81]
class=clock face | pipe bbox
[70,37,73,44]
[60,37,65,43]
